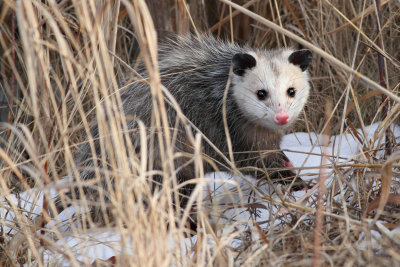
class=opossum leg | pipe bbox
[256,151,309,191]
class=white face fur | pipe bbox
[231,49,311,131]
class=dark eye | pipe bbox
[287,87,296,97]
[256,90,268,100]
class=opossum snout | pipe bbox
[274,109,290,125]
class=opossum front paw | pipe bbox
[254,153,309,191]
[270,169,308,191]
[271,159,309,191]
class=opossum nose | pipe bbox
[274,110,290,125]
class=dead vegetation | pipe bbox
[0,0,400,266]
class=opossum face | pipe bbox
[231,49,312,130]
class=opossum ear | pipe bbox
[232,53,257,76]
[288,49,312,71]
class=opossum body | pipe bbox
[62,35,312,223]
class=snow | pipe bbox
[2,122,400,264]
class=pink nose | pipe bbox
[274,110,290,125]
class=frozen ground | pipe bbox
[1,122,400,264]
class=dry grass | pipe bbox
[0,0,400,266]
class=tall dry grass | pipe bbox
[0,0,400,266]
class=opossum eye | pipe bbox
[256,90,268,100]
[287,87,296,97]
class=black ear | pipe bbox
[232,53,257,76]
[288,49,312,71]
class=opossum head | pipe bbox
[231,48,312,131]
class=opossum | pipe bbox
[57,34,312,224]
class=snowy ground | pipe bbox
[1,122,400,264]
